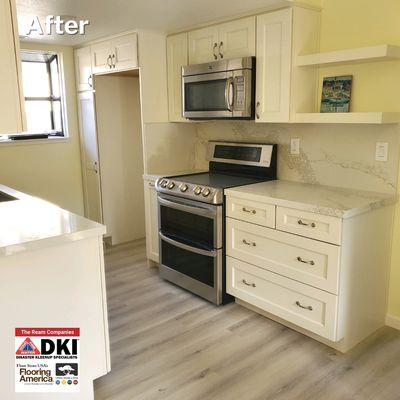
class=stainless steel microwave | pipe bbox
[182,57,255,120]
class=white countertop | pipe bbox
[0,184,106,256]
[225,180,396,219]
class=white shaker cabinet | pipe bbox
[144,178,159,264]
[256,9,292,123]
[0,0,25,134]
[167,33,188,122]
[188,17,255,64]
[74,46,93,91]
[91,33,138,74]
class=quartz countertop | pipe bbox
[0,184,106,256]
[225,180,396,219]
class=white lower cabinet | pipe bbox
[227,257,340,341]
[225,192,393,351]
[144,178,159,263]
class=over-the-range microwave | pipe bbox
[182,57,255,120]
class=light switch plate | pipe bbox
[291,138,300,155]
[375,142,388,162]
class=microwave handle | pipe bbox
[225,77,234,111]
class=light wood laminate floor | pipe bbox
[94,240,400,400]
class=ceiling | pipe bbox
[16,0,295,45]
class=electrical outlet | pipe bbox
[291,138,300,155]
[375,142,388,162]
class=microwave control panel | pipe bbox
[234,76,245,111]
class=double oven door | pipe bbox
[158,193,223,304]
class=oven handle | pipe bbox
[159,232,217,257]
[158,195,217,219]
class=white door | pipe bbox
[256,9,292,123]
[77,91,103,223]
[91,40,113,74]
[144,179,159,262]
[0,0,24,134]
[218,17,256,60]
[74,47,93,91]
[188,25,219,64]
[111,33,138,71]
[167,33,188,122]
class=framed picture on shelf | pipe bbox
[320,75,353,113]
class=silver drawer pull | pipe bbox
[298,219,316,228]
[242,279,256,287]
[242,207,256,214]
[295,301,313,311]
[297,256,315,266]
[242,239,256,247]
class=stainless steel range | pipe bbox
[156,141,277,305]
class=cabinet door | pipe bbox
[91,40,113,74]
[256,9,292,123]
[112,33,138,71]
[74,47,93,91]
[218,17,255,60]
[144,179,159,262]
[188,26,219,64]
[77,91,103,223]
[167,33,188,122]
[0,0,24,134]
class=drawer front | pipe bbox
[227,257,340,341]
[226,196,275,228]
[276,206,342,245]
[226,218,340,294]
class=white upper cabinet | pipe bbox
[218,17,256,60]
[75,47,93,91]
[188,26,219,64]
[91,33,138,74]
[256,8,293,123]
[0,0,25,134]
[167,33,188,122]
[188,17,255,64]
[112,33,138,71]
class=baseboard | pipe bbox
[386,314,400,331]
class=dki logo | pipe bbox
[41,338,79,355]
[25,15,89,36]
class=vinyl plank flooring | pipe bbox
[94,241,400,400]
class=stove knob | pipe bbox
[160,179,168,188]
[202,188,211,197]
[179,184,188,192]
[194,186,202,195]
[167,181,175,189]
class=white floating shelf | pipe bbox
[293,112,400,124]
[296,44,400,67]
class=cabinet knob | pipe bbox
[295,301,313,311]
[242,238,256,247]
[107,55,112,68]
[242,279,256,288]
[298,219,316,228]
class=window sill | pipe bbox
[0,135,68,147]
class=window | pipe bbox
[20,51,66,137]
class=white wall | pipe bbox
[0,42,84,215]
[95,75,145,244]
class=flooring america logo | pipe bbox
[15,328,80,393]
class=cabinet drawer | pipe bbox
[276,206,342,245]
[226,218,340,294]
[227,257,340,341]
[226,196,275,228]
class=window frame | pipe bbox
[20,50,68,138]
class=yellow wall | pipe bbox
[319,0,400,321]
[0,42,84,215]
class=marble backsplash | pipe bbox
[194,122,400,194]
